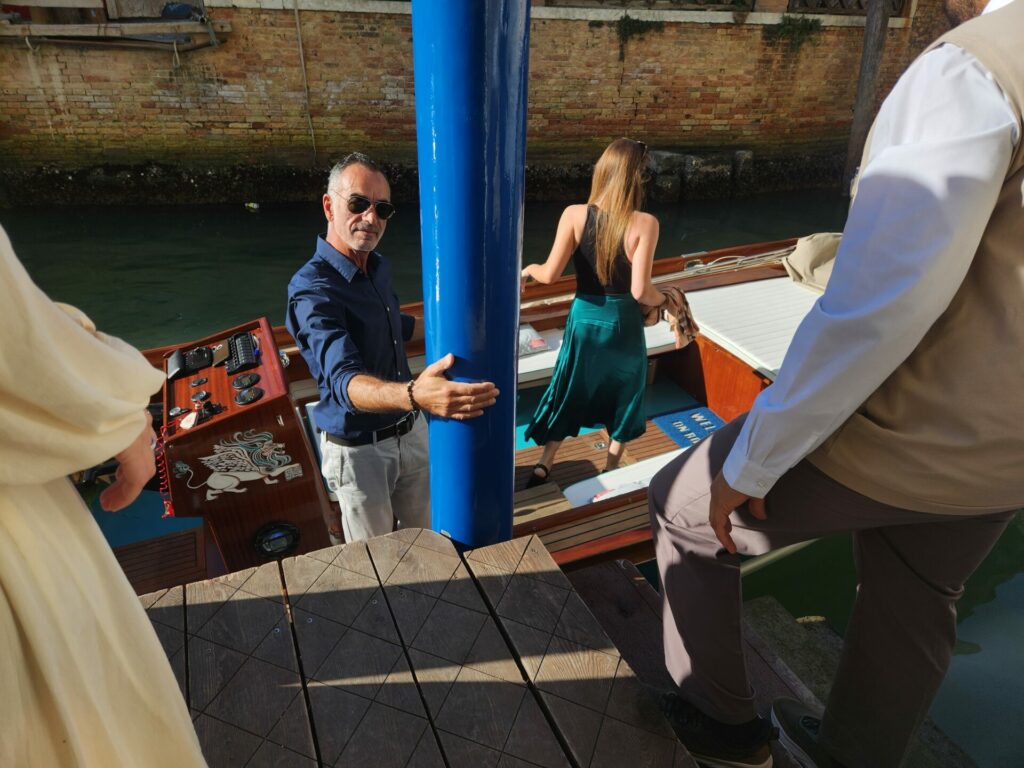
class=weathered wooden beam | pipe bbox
[843,0,891,194]
[0,19,230,36]
[9,0,104,8]
[464,534,690,768]
[185,562,318,765]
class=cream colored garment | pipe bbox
[0,226,207,767]
[781,232,841,293]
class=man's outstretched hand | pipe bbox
[708,470,766,554]
[100,410,157,512]
[412,353,499,420]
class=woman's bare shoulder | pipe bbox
[629,210,659,233]
[562,203,590,220]
[560,204,590,236]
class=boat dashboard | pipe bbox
[158,317,331,572]
[162,318,289,438]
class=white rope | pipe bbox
[669,246,796,277]
[520,246,797,311]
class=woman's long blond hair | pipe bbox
[587,138,648,285]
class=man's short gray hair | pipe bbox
[327,152,386,196]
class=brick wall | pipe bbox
[0,0,949,172]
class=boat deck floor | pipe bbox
[512,417,682,568]
[513,418,680,492]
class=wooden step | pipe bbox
[539,501,649,554]
[743,596,977,768]
[510,493,654,569]
[511,481,571,528]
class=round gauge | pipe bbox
[190,390,210,402]
[232,372,261,390]
[234,387,264,406]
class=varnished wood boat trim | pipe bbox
[541,505,650,551]
[114,525,207,596]
[551,528,653,568]
[513,487,650,537]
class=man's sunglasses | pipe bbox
[347,194,396,220]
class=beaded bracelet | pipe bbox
[407,379,421,412]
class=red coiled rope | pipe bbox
[155,423,175,518]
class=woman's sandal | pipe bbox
[525,463,551,489]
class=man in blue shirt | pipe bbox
[287,153,499,543]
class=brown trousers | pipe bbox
[648,415,1012,768]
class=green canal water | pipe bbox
[3,193,1019,766]
[1,192,845,349]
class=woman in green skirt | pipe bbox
[521,138,672,488]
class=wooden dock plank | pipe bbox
[283,540,433,768]
[191,714,263,767]
[151,532,696,768]
[566,561,674,692]
[330,699,430,768]
[184,562,316,767]
[372,529,575,768]
[247,740,318,767]
[139,586,187,700]
[466,535,686,768]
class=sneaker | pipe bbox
[656,689,775,768]
[770,698,846,768]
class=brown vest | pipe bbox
[808,1,1024,515]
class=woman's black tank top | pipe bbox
[572,205,632,296]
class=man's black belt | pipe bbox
[325,411,418,447]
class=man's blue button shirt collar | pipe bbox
[313,234,381,283]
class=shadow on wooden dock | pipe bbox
[142,530,975,767]
[141,529,695,768]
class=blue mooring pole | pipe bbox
[411,0,531,549]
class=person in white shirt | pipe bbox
[647,1,1022,767]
